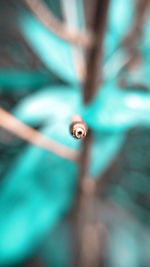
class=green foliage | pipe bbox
[0,0,150,266]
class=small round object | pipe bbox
[70,114,88,139]
[75,127,85,139]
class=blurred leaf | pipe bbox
[0,124,78,265]
[104,0,133,59]
[0,70,53,89]
[85,81,150,132]
[90,132,125,177]
[13,85,82,126]
[109,226,140,267]
[19,14,78,84]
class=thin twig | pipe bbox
[24,0,92,47]
[122,0,150,70]
[123,0,150,49]
[0,108,78,161]
[61,0,86,82]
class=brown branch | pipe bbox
[78,0,110,190]
[122,0,150,70]
[123,0,150,49]
[72,1,110,266]
[83,0,110,103]
[60,0,86,82]
[0,108,78,161]
[24,0,92,47]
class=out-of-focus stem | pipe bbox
[80,0,110,188]
[83,0,110,103]
[75,1,110,266]
[61,0,86,82]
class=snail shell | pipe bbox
[70,114,88,139]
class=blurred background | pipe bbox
[0,0,150,266]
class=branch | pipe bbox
[0,108,78,161]
[24,0,92,47]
